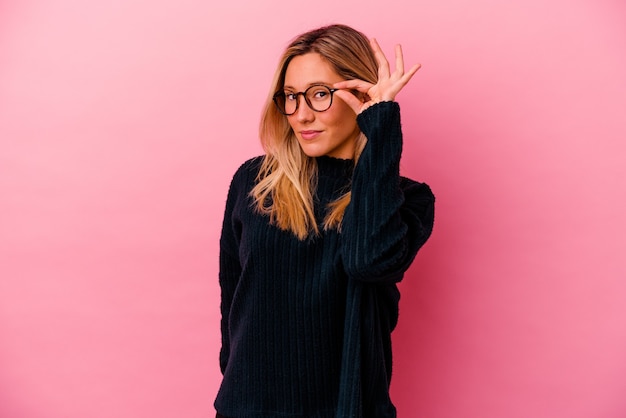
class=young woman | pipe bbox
[215,24,435,418]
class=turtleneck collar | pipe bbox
[315,155,354,178]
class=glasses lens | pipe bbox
[273,93,291,115]
[273,86,334,115]
[305,86,333,112]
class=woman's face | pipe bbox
[282,53,360,159]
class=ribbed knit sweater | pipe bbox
[215,102,435,418]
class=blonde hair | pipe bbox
[251,24,378,240]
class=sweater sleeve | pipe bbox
[217,163,247,374]
[340,101,434,283]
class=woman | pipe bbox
[216,24,435,418]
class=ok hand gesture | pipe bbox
[333,38,421,114]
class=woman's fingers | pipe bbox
[394,44,405,77]
[333,79,373,93]
[334,40,422,110]
[370,38,390,79]
[397,63,421,86]
[333,89,365,115]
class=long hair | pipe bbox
[250,24,378,240]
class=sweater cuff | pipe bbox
[356,101,400,124]
[356,101,402,156]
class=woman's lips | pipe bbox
[300,130,321,140]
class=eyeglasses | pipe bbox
[273,84,338,116]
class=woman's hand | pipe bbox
[333,38,421,114]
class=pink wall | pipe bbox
[1,1,625,417]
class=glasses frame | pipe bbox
[273,84,339,116]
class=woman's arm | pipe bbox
[217,165,246,374]
[340,102,434,283]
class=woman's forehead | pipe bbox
[283,53,341,88]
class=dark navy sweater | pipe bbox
[215,102,435,417]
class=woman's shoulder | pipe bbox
[399,175,427,188]
[224,155,263,196]
[236,155,264,173]
[230,155,264,180]
[399,176,435,202]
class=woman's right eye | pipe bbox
[285,93,297,101]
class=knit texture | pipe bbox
[215,102,435,417]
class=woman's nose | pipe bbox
[294,96,314,122]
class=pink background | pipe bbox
[1,1,625,417]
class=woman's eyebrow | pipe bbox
[282,81,333,90]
